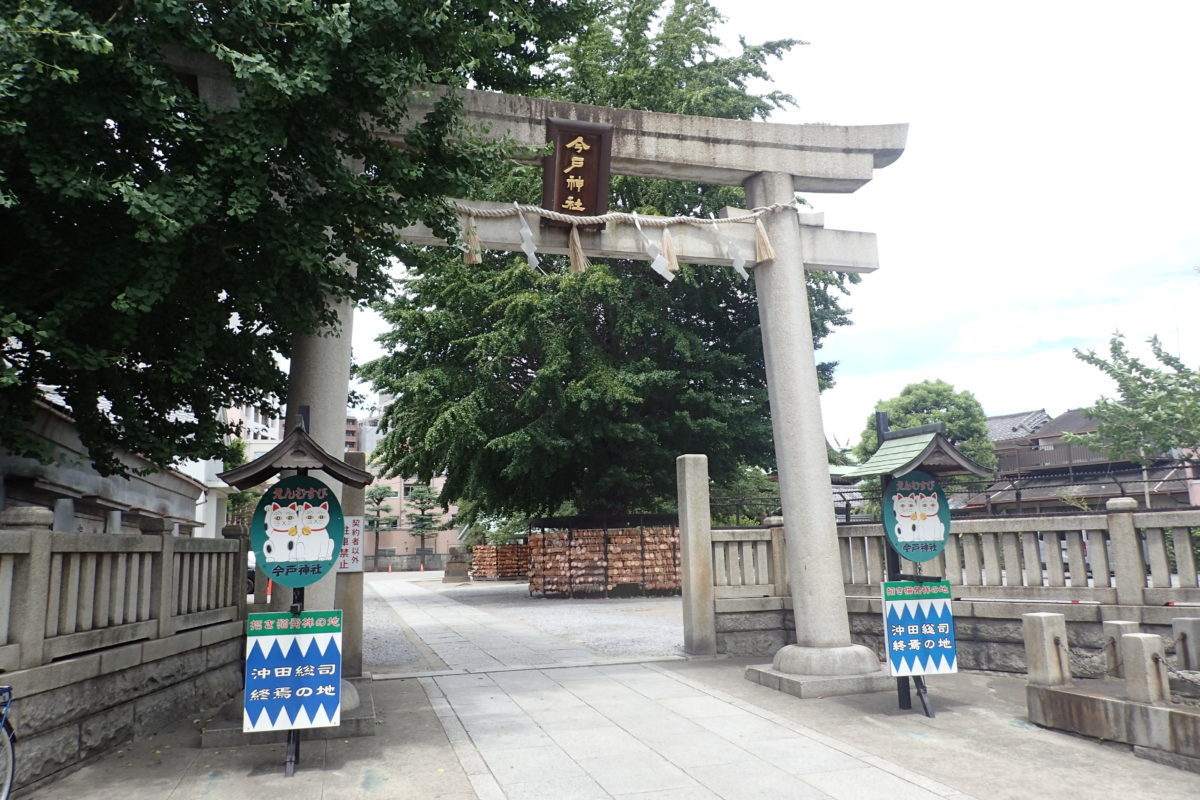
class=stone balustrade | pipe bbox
[0,510,247,790]
[0,511,245,673]
[678,454,1200,671]
[1023,612,1200,768]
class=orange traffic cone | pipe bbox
[387,564,392,573]
[419,562,425,572]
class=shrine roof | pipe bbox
[844,430,992,480]
[218,426,373,490]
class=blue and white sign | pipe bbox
[244,611,342,732]
[881,581,958,676]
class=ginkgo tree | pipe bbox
[0,0,596,474]
[1063,334,1200,465]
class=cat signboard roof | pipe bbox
[843,427,992,480]
[218,425,373,490]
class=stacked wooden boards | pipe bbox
[470,544,532,579]
[528,527,680,596]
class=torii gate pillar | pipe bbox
[275,294,355,613]
[745,173,881,680]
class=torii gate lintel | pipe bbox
[397,200,880,274]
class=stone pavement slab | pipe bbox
[422,663,967,800]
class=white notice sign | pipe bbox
[336,515,364,573]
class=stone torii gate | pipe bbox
[385,89,909,690]
[165,53,908,690]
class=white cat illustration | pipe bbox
[299,501,336,561]
[892,493,920,542]
[916,492,945,541]
[263,502,300,562]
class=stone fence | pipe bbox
[679,459,1200,675]
[1023,612,1200,769]
[0,509,246,791]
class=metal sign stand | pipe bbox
[220,422,373,781]
[284,584,305,777]
[881,496,937,719]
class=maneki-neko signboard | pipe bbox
[881,469,951,563]
[250,474,345,588]
[541,118,613,227]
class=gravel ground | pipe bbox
[362,577,424,670]
[362,573,685,669]
[425,578,686,659]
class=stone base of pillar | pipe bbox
[772,643,882,675]
[744,663,892,699]
[744,644,892,699]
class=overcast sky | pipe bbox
[711,0,1200,446]
[353,1,1200,448]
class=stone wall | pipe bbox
[711,601,1176,678]
[7,620,244,792]
[368,552,448,572]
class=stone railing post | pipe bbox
[1102,620,1139,678]
[1022,612,1071,686]
[52,498,74,532]
[222,524,248,620]
[143,518,176,639]
[1120,632,1169,704]
[1174,617,1200,670]
[1106,497,1146,606]
[765,516,788,599]
[3,509,55,669]
[677,454,716,656]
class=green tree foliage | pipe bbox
[455,499,528,548]
[710,464,778,526]
[0,0,596,474]
[405,484,445,550]
[361,0,861,516]
[853,379,997,471]
[223,438,261,526]
[1063,334,1200,466]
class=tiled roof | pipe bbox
[1031,408,1096,439]
[985,409,1051,442]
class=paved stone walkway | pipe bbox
[422,663,975,800]
[368,577,601,674]
[369,576,973,800]
[22,573,1200,799]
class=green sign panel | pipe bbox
[881,470,951,563]
[250,475,344,588]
